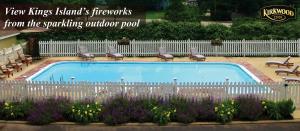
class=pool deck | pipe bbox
[3,56,300,118]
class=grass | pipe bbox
[146,11,166,19]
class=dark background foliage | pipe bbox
[18,20,300,41]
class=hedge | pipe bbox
[18,20,300,41]
[0,95,296,125]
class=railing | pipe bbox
[0,80,299,107]
[39,39,300,57]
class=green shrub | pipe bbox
[262,100,283,120]
[262,99,296,120]
[151,105,176,125]
[277,99,296,119]
[66,101,102,124]
[0,101,4,119]
[0,100,33,120]
[215,100,237,124]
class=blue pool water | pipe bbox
[28,62,260,82]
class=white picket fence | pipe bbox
[39,39,300,57]
[0,80,299,107]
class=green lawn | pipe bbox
[146,11,166,19]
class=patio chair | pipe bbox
[78,45,95,60]
[107,46,124,60]
[17,51,32,66]
[275,65,300,76]
[190,48,206,61]
[158,47,174,61]
[0,73,5,79]
[7,57,23,72]
[0,65,14,77]
[266,56,294,68]
[283,77,300,82]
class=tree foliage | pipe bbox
[165,0,201,22]
[0,0,96,5]
[18,19,300,41]
[106,0,167,10]
[197,0,299,20]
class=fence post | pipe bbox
[50,39,53,57]
[270,39,274,57]
[173,78,177,96]
[22,81,28,100]
[132,39,136,57]
[214,46,218,57]
[70,77,75,83]
[188,39,191,56]
[225,77,229,99]
[104,39,107,57]
[282,78,288,100]
[121,77,125,97]
[76,39,80,55]
[298,39,300,56]
[242,39,245,57]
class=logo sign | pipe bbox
[260,5,296,22]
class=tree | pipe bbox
[165,0,200,22]
[196,0,233,20]
[232,0,263,17]
[106,0,163,10]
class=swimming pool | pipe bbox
[27,61,260,82]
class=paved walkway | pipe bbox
[1,122,300,131]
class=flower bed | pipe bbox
[0,95,296,125]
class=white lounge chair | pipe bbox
[78,45,95,60]
[190,48,206,61]
[107,46,124,60]
[158,47,173,61]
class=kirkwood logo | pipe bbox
[260,5,296,22]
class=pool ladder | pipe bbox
[49,75,64,83]
[49,74,54,82]
[59,75,64,83]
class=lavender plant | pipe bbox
[195,97,217,121]
[236,95,264,121]
[27,97,71,125]
[102,96,130,125]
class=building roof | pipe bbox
[0,21,20,40]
